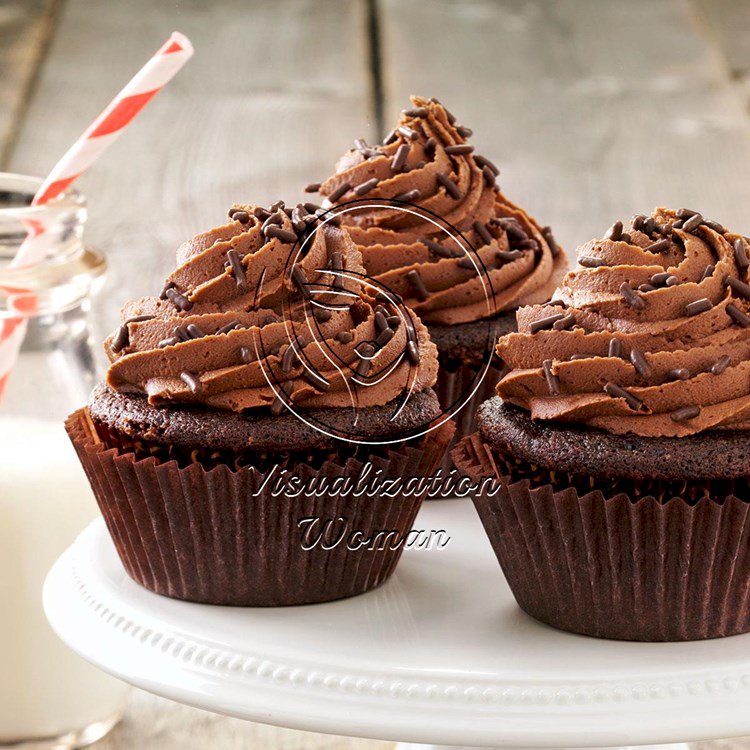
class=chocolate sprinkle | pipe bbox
[391,143,411,172]
[650,272,671,286]
[214,320,239,336]
[644,238,670,253]
[303,369,330,392]
[291,264,308,296]
[671,405,701,422]
[728,275,750,300]
[606,221,623,241]
[474,155,499,175]
[304,183,321,193]
[530,312,565,333]
[712,355,731,375]
[604,381,644,411]
[402,106,427,118]
[436,172,461,200]
[497,249,524,262]
[542,226,560,258]
[551,314,575,331]
[608,339,622,358]
[406,340,420,365]
[579,256,608,268]
[314,307,332,323]
[542,360,560,396]
[398,125,419,141]
[406,269,429,301]
[185,323,204,339]
[239,346,252,363]
[638,284,656,293]
[376,327,395,347]
[264,225,298,244]
[667,367,690,381]
[354,177,379,195]
[482,165,496,187]
[226,249,248,292]
[374,310,389,334]
[676,208,698,219]
[630,348,652,378]
[328,181,351,203]
[727,303,750,327]
[685,298,713,316]
[261,213,282,232]
[281,343,299,372]
[444,144,474,155]
[165,287,193,312]
[394,189,421,202]
[456,125,473,137]
[473,221,493,247]
[110,325,129,353]
[335,330,353,344]
[734,238,750,270]
[700,264,715,282]
[682,213,703,233]
[423,238,460,258]
[270,394,286,416]
[666,275,680,287]
[620,282,646,310]
[180,371,202,395]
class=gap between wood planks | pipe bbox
[0,0,62,169]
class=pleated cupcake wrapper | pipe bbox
[435,360,499,477]
[453,433,750,642]
[66,409,454,606]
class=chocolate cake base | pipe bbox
[452,401,750,641]
[428,311,515,477]
[67,388,454,606]
[477,397,750,482]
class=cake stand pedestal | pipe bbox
[44,500,750,750]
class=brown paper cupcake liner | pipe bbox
[434,360,500,477]
[66,409,454,607]
[453,433,750,642]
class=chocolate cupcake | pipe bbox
[311,96,567,462]
[454,207,750,641]
[66,200,454,606]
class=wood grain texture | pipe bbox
[7,0,374,342]
[690,0,750,107]
[0,0,56,163]
[378,0,750,258]
[690,0,750,80]
[91,689,393,750]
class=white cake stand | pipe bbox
[44,500,750,750]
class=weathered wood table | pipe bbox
[3,0,750,747]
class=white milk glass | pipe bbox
[0,174,128,748]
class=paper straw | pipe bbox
[0,31,193,404]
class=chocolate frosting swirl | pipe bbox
[104,201,438,416]
[496,207,750,437]
[315,95,568,325]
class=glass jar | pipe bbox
[0,174,128,748]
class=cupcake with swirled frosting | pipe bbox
[311,95,568,458]
[65,200,454,606]
[454,208,750,641]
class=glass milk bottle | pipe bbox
[0,174,128,748]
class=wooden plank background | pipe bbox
[4,0,750,747]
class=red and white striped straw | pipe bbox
[0,31,194,402]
